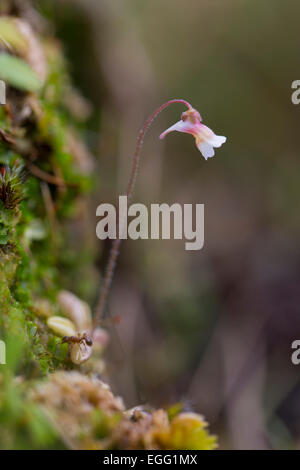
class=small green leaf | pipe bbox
[0,53,41,92]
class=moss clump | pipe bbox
[0,8,96,377]
[32,371,217,450]
[0,165,24,210]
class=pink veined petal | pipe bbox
[159,120,196,140]
[197,141,215,159]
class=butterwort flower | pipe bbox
[94,99,225,329]
[159,107,226,159]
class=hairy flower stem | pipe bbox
[93,99,192,330]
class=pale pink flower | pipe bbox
[159,107,226,159]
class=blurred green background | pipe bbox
[38,0,300,449]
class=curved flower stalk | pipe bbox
[93,99,226,329]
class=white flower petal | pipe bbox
[197,141,215,159]
[198,124,226,148]
[207,134,226,148]
[159,120,195,139]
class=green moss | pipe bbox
[0,29,95,380]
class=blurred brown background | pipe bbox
[39,0,300,449]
